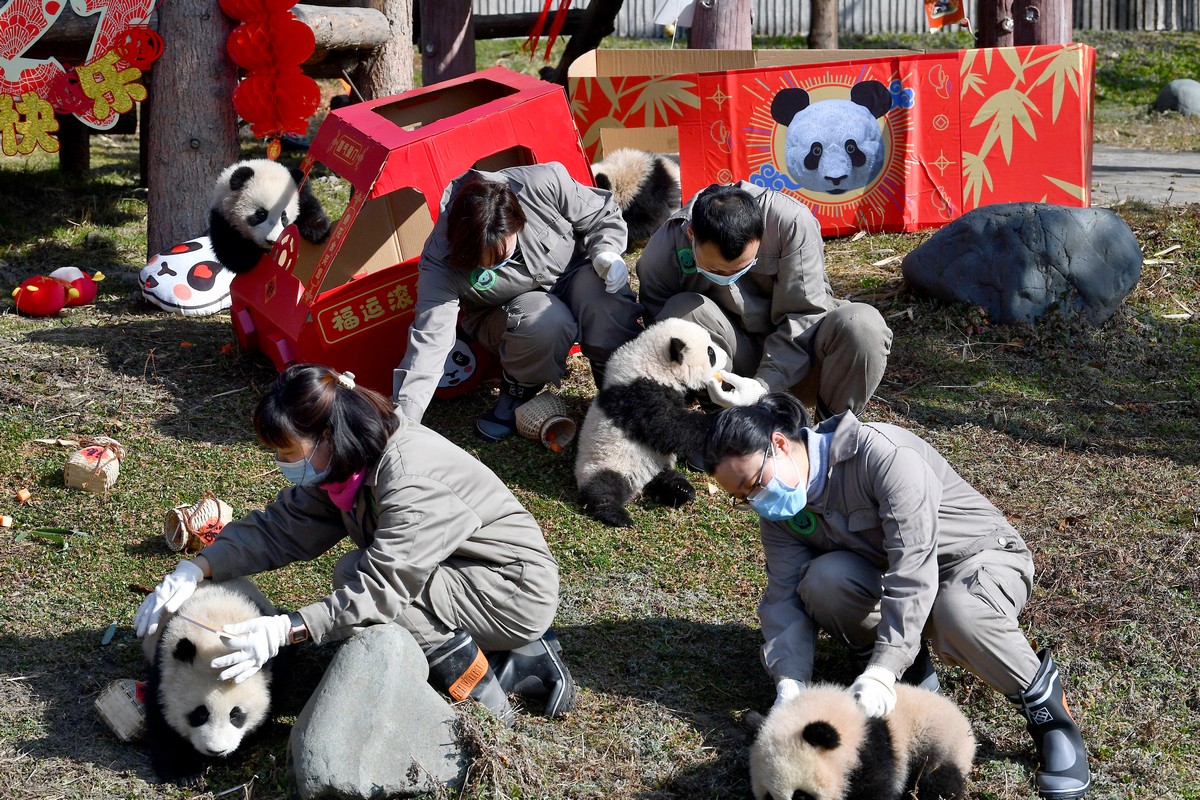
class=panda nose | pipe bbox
[826,175,847,185]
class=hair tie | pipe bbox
[336,371,356,390]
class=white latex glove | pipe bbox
[593,251,629,294]
[134,560,205,638]
[212,613,291,683]
[706,371,767,408]
[772,677,804,711]
[850,665,897,718]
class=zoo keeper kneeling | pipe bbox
[134,363,575,726]
[704,392,1090,800]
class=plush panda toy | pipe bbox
[208,158,332,274]
[770,80,892,195]
[575,318,726,527]
[749,683,976,800]
[141,579,279,786]
[591,148,682,243]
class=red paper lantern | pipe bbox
[227,16,314,71]
[219,0,297,22]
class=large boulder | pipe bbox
[901,203,1142,325]
[1154,78,1200,116]
[289,624,468,799]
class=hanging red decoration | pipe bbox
[221,0,319,156]
[115,25,165,71]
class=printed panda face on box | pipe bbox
[140,236,235,317]
[771,81,892,196]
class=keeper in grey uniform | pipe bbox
[636,182,892,420]
[134,364,575,726]
[704,393,1090,800]
[393,162,642,441]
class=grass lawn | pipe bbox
[1,29,1198,800]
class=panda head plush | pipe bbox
[142,580,277,786]
[770,81,891,196]
[749,683,975,800]
[208,158,332,274]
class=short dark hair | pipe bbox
[253,363,400,483]
[691,184,765,261]
[445,173,527,271]
[703,392,812,473]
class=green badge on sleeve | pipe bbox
[677,247,696,274]
[469,268,497,292]
[785,509,819,537]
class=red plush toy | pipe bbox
[49,267,105,306]
[12,275,78,316]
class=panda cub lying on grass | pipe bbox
[141,579,279,786]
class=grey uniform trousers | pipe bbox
[657,292,891,417]
[332,550,560,654]
[463,261,642,386]
[797,547,1043,695]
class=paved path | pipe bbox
[1092,145,1200,206]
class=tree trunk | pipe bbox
[1013,0,1072,44]
[546,0,625,85]
[977,0,1015,47]
[355,0,414,100]
[808,0,838,49]
[146,0,238,258]
[689,0,752,49]
[419,0,474,86]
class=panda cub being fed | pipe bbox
[591,148,682,243]
[142,579,278,786]
[575,318,726,527]
[749,683,976,800]
[208,158,332,273]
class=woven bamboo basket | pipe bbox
[164,492,233,553]
[514,392,577,452]
[63,436,125,492]
[95,679,146,742]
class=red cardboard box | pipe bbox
[229,67,595,396]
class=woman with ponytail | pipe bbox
[134,363,575,726]
[705,394,1090,800]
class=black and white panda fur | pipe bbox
[770,81,892,196]
[749,683,976,800]
[208,158,332,273]
[575,318,726,528]
[141,579,278,786]
[591,148,682,243]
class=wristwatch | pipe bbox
[287,612,310,645]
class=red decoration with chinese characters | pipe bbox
[221,0,319,151]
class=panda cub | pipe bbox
[208,158,332,273]
[575,318,726,527]
[591,148,681,243]
[749,683,976,800]
[142,579,278,786]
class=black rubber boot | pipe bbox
[476,374,544,442]
[900,642,940,693]
[1008,650,1091,799]
[490,630,577,718]
[426,630,515,726]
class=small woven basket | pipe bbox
[514,392,577,452]
[95,679,146,742]
[64,436,125,493]
[165,492,233,553]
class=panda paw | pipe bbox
[645,469,696,508]
[590,504,634,528]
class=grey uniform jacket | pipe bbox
[201,413,559,645]
[394,162,627,422]
[635,182,841,391]
[759,411,1029,683]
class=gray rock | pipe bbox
[1154,78,1200,116]
[901,203,1142,325]
[289,624,467,799]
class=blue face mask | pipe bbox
[277,443,329,487]
[697,257,757,286]
[748,447,809,521]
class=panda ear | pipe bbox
[668,337,687,364]
[173,637,197,664]
[850,80,892,119]
[228,165,256,192]
[770,88,811,126]
[801,720,841,750]
[594,172,612,192]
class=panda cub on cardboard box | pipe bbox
[141,579,278,786]
[749,683,976,800]
[575,318,726,527]
[591,148,681,243]
[208,158,332,273]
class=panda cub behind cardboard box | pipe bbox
[591,148,681,244]
[141,579,278,786]
[749,683,976,800]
